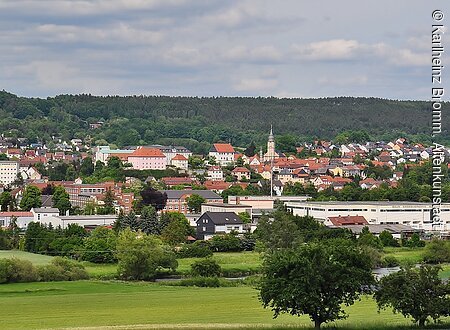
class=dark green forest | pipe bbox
[0,91,448,154]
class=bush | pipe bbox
[191,258,221,277]
[116,228,177,280]
[0,258,38,283]
[423,239,450,264]
[37,257,89,281]
[402,233,425,248]
[210,234,242,252]
[177,241,212,258]
[37,264,69,282]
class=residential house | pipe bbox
[204,180,232,193]
[170,154,189,170]
[207,166,224,181]
[196,211,244,240]
[231,167,251,181]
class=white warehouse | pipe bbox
[285,201,450,231]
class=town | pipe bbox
[0,127,449,237]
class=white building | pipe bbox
[285,201,450,231]
[207,166,224,181]
[31,208,61,226]
[0,161,19,186]
[209,143,235,166]
[170,154,189,170]
[151,145,192,166]
[0,211,34,228]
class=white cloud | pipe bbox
[224,45,283,63]
[293,39,361,60]
[233,78,278,92]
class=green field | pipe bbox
[2,281,446,330]
[382,247,425,264]
[0,250,54,265]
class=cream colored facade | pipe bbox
[0,161,19,186]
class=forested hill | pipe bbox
[0,91,447,154]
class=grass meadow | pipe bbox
[2,280,449,330]
[2,248,450,329]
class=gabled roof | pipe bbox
[211,143,235,153]
[129,147,165,158]
[198,211,243,225]
[172,154,188,161]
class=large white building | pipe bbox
[209,143,235,166]
[285,201,450,231]
[0,161,19,186]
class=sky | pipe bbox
[1,0,449,100]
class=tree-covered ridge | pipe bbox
[0,91,447,154]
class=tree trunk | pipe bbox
[314,320,322,329]
[418,319,426,327]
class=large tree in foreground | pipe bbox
[259,240,373,329]
[375,265,450,327]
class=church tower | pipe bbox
[264,125,276,162]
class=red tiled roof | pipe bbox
[204,180,231,190]
[327,216,368,226]
[232,167,250,173]
[172,154,188,161]
[0,212,33,217]
[129,147,165,158]
[212,143,235,153]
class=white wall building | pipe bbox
[0,161,19,186]
[285,201,450,231]
[209,143,235,166]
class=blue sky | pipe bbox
[1,0,449,99]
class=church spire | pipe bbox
[268,125,274,142]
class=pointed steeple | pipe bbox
[268,125,274,142]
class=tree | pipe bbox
[375,265,450,327]
[140,185,167,211]
[82,227,117,263]
[423,239,450,264]
[238,212,251,224]
[102,188,115,215]
[379,230,399,247]
[139,205,159,235]
[186,194,206,213]
[20,186,42,211]
[52,186,71,215]
[160,212,194,245]
[122,211,139,231]
[7,216,20,249]
[358,226,382,250]
[116,228,177,280]
[80,157,94,176]
[0,191,15,211]
[259,240,374,329]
